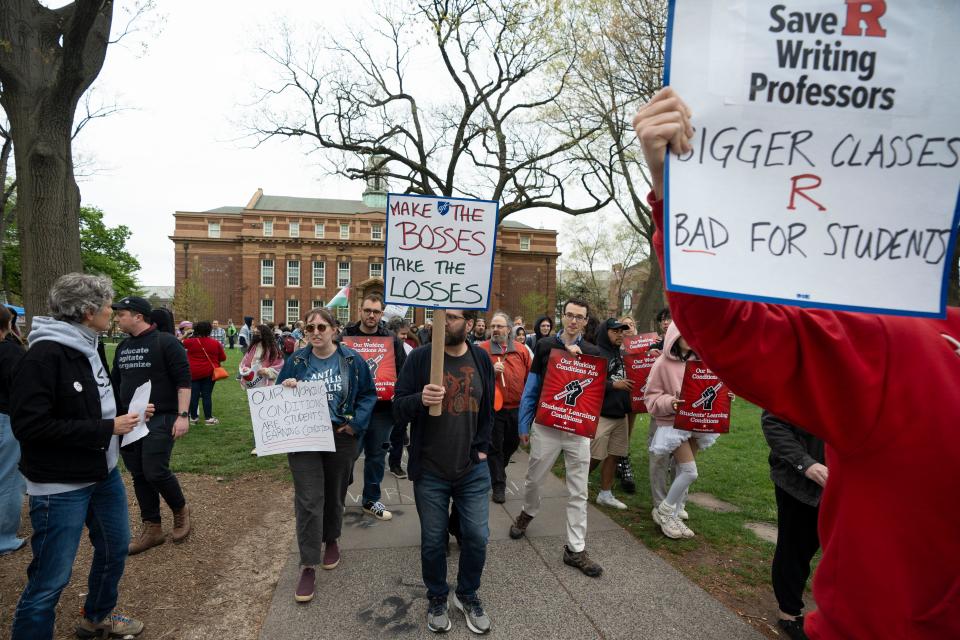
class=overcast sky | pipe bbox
[69,0,587,287]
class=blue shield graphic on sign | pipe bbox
[438,201,450,216]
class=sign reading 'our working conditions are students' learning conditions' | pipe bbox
[247,381,335,455]
[664,0,960,317]
[383,194,499,310]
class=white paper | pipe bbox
[247,381,335,456]
[121,380,152,447]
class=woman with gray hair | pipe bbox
[9,273,150,639]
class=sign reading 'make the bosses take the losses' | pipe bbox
[384,194,499,310]
[665,0,960,317]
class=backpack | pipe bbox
[282,334,296,354]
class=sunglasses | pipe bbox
[304,323,330,334]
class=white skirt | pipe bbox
[649,426,720,456]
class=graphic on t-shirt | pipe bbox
[443,365,479,415]
[306,366,343,401]
[692,382,723,411]
[553,377,594,406]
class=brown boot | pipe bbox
[171,504,191,543]
[128,522,165,555]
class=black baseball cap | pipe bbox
[111,296,152,317]
[603,318,630,331]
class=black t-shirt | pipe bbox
[420,350,483,481]
[111,328,192,415]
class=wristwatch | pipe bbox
[178,411,189,418]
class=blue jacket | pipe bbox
[276,343,378,440]
[393,342,494,482]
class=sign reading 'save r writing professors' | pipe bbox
[384,194,499,310]
[665,0,960,317]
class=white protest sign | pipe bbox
[383,304,408,321]
[383,194,499,310]
[121,380,152,447]
[664,0,960,317]
[247,381,335,455]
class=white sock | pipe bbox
[598,489,613,500]
[664,462,698,514]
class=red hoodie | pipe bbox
[650,194,960,639]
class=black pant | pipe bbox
[120,415,187,523]
[189,377,215,420]
[228,335,236,349]
[388,420,408,469]
[772,484,820,616]
[488,408,519,492]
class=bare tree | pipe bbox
[252,0,611,222]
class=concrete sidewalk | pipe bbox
[259,450,762,640]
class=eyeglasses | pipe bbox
[361,308,383,316]
[564,312,587,322]
[304,323,329,333]
[445,314,465,323]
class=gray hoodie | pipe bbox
[26,316,119,495]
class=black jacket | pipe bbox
[342,321,407,414]
[0,335,25,414]
[11,340,117,483]
[595,330,631,419]
[393,342,494,481]
[760,411,826,507]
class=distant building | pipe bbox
[170,189,559,326]
[141,285,175,310]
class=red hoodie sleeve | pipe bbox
[649,193,887,454]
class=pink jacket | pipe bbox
[643,322,699,427]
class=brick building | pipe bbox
[171,189,559,327]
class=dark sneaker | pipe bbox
[777,617,809,640]
[427,597,452,633]
[618,456,636,494]
[76,611,144,638]
[491,487,506,504]
[563,545,603,577]
[509,511,533,539]
[363,501,394,521]
[453,593,491,634]
[295,567,316,603]
[322,541,340,570]
[390,465,407,480]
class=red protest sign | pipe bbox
[534,350,607,439]
[674,362,730,433]
[342,336,396,401]
[623,347,659,413]
[623,332,659,355]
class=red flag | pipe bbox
[342,336,396,401]
[534,349,607,438]
[674,362,731,433]
[623,346,659,413]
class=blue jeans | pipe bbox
[11,467,130,640]
[359,411,394,504]
[414,462,491,600]
[189,376,216,420]
[0,412,26,553]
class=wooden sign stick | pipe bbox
[428,309,446,417]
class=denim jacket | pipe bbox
[276,343,378,440]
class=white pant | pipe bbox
[521,422,591,552]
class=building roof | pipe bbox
[499,219,534,230]
[204,206,245,214]
[254,195,381,214]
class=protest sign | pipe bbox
[534,350,607,438]
[623,348,659,413]
[664,1,960,317]
[674,362,730,433]
[383,194,500,310]
[623,332,659,355]
[121,380,152,447]
[247,381,335,455]
[342,336,397,401]
[383,304,409,321]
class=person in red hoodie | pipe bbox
[183,321,227,425]
[632,87,960,640]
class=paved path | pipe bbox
[259,450,762,640]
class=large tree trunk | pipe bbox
[633,252,665,332]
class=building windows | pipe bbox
[289,221,300,238]
[405,307,415,323]
[623,293,632,313]
[338,261,351,287]
[287,260,300,287]
[371,224,383,240]
[369,262,383,279]
[425,308,434,322]
[336,306,349,325]
[260,299,274,323]
[520,235,531,251]
[312,261,325,287]
[263,220,273,237]
[286,299,300,325]
[207,222,220,238]
[260,259,274,286]
[315,223,325,238]
[340,223,350,240]
[312,299,324,310]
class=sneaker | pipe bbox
[205,417,220,425]
[390,465,407,480]
[363,501,393,521]
[777,616,809,640]
[563,545,603,577]
[189,417,198,425]
[453,593,491,634]
[427,597,452,633]
[596,491,628,510]
[653,501,685,539]
[677,519,696,539]
[509,511,533,539]
[617,457,637,494]
[76,611,144,638]
[679,507,689,520]
[322,541,340,570]
[295,567,316,603]
[491,487,506,504]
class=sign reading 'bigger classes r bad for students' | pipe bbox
[384,194,499,310]
[664,0,960,317]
